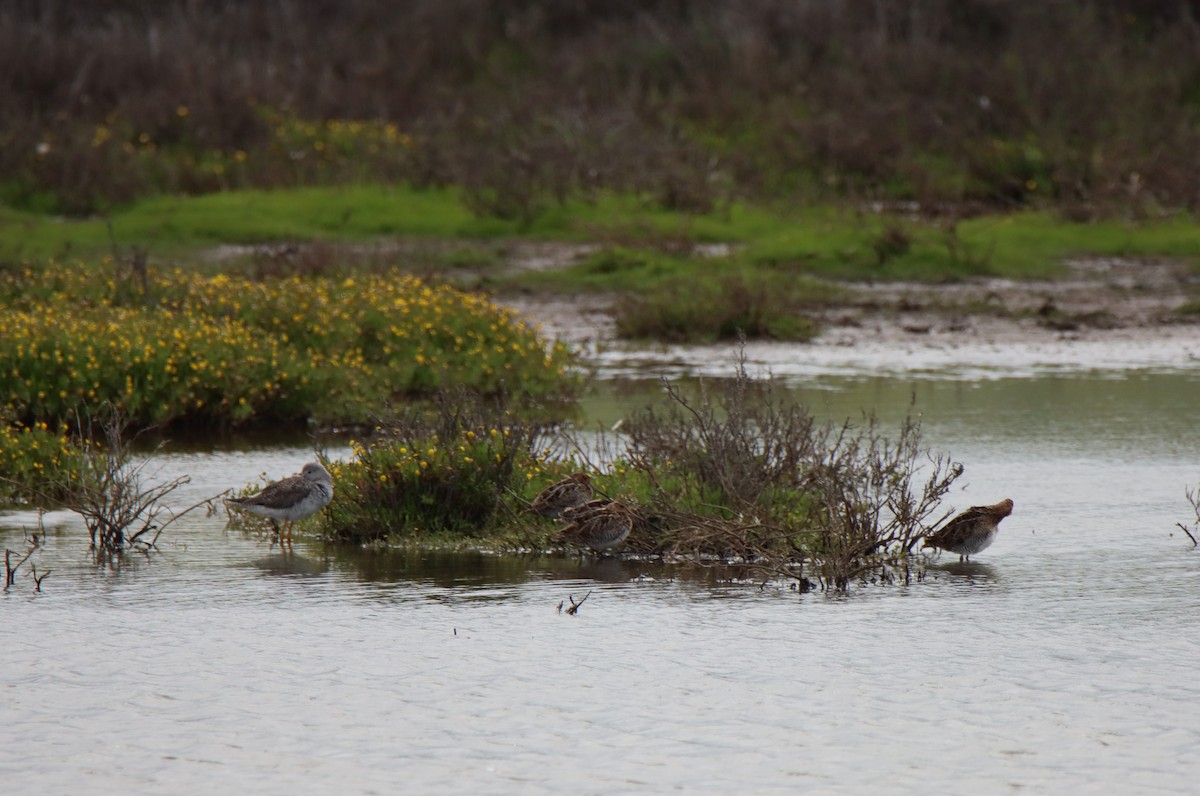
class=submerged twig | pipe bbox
[1183,485,1200,548]
[564,590,592,615]
[4,547,36,588]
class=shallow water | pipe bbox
[4,370,1200,794]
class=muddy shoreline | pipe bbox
[205,238,1200,375]
[500,254,1200,378]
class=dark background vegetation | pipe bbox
[3,0,1199,217]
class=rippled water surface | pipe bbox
[4,372,1200,794]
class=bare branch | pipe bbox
[5,547,37,588]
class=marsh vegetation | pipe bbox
[268,361,963,591]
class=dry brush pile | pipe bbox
[611,363,963,590]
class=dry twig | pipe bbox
[4,547,36,588]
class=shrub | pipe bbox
[0,414,85,505]
[2,408,209,559]
[615,359,963,589]
[0,258,580,429]
[321,390,555,543]
[613,271,831,342]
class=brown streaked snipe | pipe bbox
[554,499,634,552]
[530,472,593,519]
[922,498,1013,562]
[225,461,334,545]
[558,498,614,525]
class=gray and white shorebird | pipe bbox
[225,461,334,544]
[922,498,1013,561]
[554,499,634,551]
[530,472,593,519]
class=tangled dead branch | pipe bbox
[16,408,214,560]
[4,521,46,592]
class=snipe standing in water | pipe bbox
[530,472,593,518]
[225,461,334,545]
[554,499,634,552]
[922,498,1013,561]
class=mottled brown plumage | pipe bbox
[530,472,593,518]
[559,498,614,525]
[225,461,334,544]
[922,498,1013,561]
[555,499,634,551]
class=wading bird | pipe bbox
[225,461,334,545]
[555,499,634,552]
[530,472,593,518]
[922,498,1013,561]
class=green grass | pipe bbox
[956,212,1200,271]
[0,186,496,260]
[2,186,1198,284]
[0,186,759,261]
[743,210,1200,282]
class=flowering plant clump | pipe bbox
[259,107,415,184]
[0,418,86,504]
[318,383,612,543]
[0,258,580,430]
[322,421,543,542]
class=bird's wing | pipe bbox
[237,475,313,510]
[928,506,986,541]
[532,479,568,506]
[560,498,612,522]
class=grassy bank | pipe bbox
[5,185,1198,279]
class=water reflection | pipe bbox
[307,541,823,601]
[569,555,637,583]
[926,559,1000,584]
[248,551,329,578]
[326,545,541,588]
